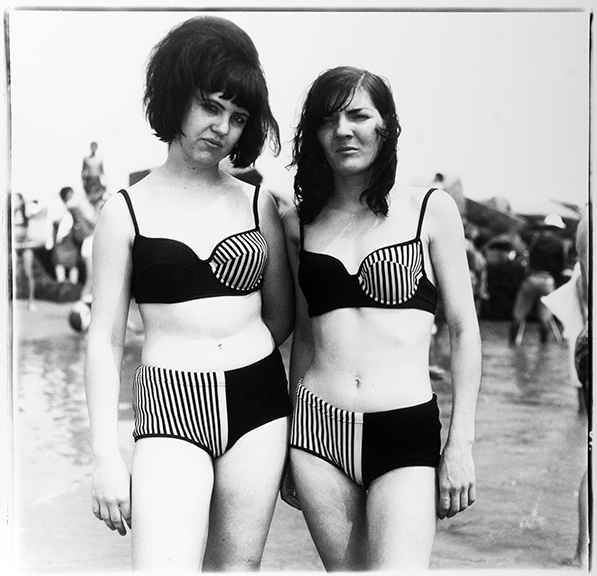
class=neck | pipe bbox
[163,147,224,188]
[328,172,371,212]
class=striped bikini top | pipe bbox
[119,187,267,304]
[298,188,438,318]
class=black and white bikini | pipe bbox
[119,187,291,458]
[290,188,442,489]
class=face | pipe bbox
[176,91,249,167]
[316,87,384,179]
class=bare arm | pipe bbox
[427,190,482,519]
[279,207,313,510]
[282,207,314,402]
[258,189,295,347]
[84,193,135,535]
[576,206,589,307]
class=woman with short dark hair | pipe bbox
[85,16,292,571]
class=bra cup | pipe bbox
[358,260,422,305]
[210,230,267,291]
[138,262,198,302]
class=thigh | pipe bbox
[203,417,288,571]
[291,448,368,571]
[131,437,214,571]
[367,466,437,570]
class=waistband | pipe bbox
[135,347,281,386]
[295,380,437,422]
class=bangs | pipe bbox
[314,83,358,125]
[197,64,267,114]
[310,71,365,126]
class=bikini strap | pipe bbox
[118,189,140,236]
[252,185,261,227]
[415,188,437,239]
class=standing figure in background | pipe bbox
[13,192,37,310]
[282,66,481,570]
[85,16,293,571]
[82,141,107,207]
[46,186,80,286]
[509,213,568,345]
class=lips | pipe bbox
[336,146,358,153]
[202,138,223,148]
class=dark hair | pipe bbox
[12,192,28,227]
[291,66,401,224]
[144,16,280,168]
[59,187,74,202]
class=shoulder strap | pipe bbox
[415,188,437,239]
[118,189,139,236]
[252,185,261,227]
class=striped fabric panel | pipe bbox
[210,230,267,292]
[358,241,423,305]
[290,383,364,486]
[132,365,229,457]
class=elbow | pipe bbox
[265,309,295,348]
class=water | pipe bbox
[13,302,589,572]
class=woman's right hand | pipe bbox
[280,466,301,510]
[91,455,132,536]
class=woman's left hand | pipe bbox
[436,441,476,519]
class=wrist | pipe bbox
[445,433,475,449]
[91,444,122,461]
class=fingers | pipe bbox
[280,468,302,510]
[120,499,132,529]
[93,497,130,536]
[280,486,302,510]
[437,484,476,519]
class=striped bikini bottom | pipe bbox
[290,381,441,490]
[132,348,291,458]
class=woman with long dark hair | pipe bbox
[282,66,481,570]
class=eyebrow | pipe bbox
[201,95,249,118]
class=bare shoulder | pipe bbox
[425,188,465,239]
[255,185,279,215]
[281,203,300,242]
[95,191,134,237]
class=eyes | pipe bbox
[320,110,373,127]
[198,99,249,127]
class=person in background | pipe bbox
[13,192,37,310]
[509,213,568,345]
[46,186,81,287]
[82,141,107,207]
[85,16,293,571]
[464,221,489,318]
[572,205,590,569]
[282,66,481,570]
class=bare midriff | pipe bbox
[138,291,274,373]
[302,307,435,413]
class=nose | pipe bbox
[334,114,352,138]
[212,113,230,135]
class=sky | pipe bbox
[5,4,591,215]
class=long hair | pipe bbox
[144,16,280,168]
[291,66,401,224]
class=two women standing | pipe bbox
[85,15,480,572]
